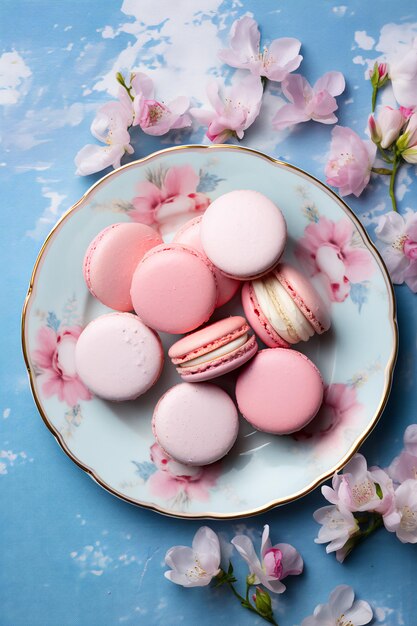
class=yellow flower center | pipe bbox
[186,557,208,581]
[351,480,374,507]
[400,505,417,532]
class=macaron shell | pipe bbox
[83,222,162,311]
[241,282,290,349]
[130,243,217,334]
[75,313,164,401]
[275,263,331,334]
[200,190,287,280]
[177,334,258,382]
[169,315,250,364]
[236,348,324,434]
[173,216,240,307]
[152,383,239,466]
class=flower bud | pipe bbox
[377,106,406,148]
[368,114,381,144]
[370,61,389,88]
[397,112,417,159]
[254,587,273,618]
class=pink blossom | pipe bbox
[383,479,417,543]
[272,72,345,130]
[165,526,221,587]
[130,165,210,234]
[294,384,362,441]
[295,216,375,302]
[321,453,394,515]
[122,71,191,136]
[368,106,406,149]
[75,101,133,176]
[388,424,417,483]
[389,38,417,107]
[218,16,302,82]
[375,210,417,291]
[33,325,92,406]
[231,524,303,594]
[147,443,220,502]
[313,505,359,562]
[190,74,263,143]
[399,106,414,120]
[325,126,376,197]
[301,585,373,626]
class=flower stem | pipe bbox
[226,582,279,625]
[377,145,394,163]
[389,154,400,212]
[371,86,378,112]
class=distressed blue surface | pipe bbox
[1,1,416,624]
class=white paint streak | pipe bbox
[0,51,32,105]
[354,30,375,50]
[26,189,67,240]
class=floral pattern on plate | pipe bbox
[22,145,397,518]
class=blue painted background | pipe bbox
[1,1,416,624]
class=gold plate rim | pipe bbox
[21,143,398,520]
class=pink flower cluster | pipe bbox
[75,72,191,176]
[164,524,302,623]
[193,16,345,142]
[314,426,417,562]
[34,325,91,406]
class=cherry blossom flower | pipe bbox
[388,424,417,483]
[369,62,388,86]
[231,524,303,594]
[190,74,263,142]
[396,111,417,163]
[295,216,375,302]
[147,443,220,502]
[374,210,417,292]
[165,526,221,587]
[325,126,376,197]
[321,453,394,515]
[130,165,210,235]
[272,72,345,130]
[383,479,417,543]
[218,16,302,82]
[301,585,373,626]
[368,106,406,149]
[126,71,191,136]
[313,505,359,562]
[75,101,133,176]
[33,326,92,406]
[389,38,417,108]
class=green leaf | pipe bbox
[227,561,234,576]
[370,62,379,88]
[375,482,383,499]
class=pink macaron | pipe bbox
[236,348,324,435]
[83,222,162,311]
[173,216,240,307]
[75,313,164,401]
[242,262,331,348]
[168,315,258,382]
[200,190,287,280]
[152,382,239,466]
[130,243,217,334]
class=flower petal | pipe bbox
[275,543,303,577]
[260,524,272,558]
[314,71,345,97]
[328,584,354,618]
[375,211,406,243]
[231,534,262,572]
[267,37,302,81]
[272,103,311,130]
[192,526,221,572]
[131,72,154,99]
[344,599,373,625]
[218,16,260,70]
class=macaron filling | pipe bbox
[178,333,249,367]
[253,276,314,344]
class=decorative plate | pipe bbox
[22,145,397,519]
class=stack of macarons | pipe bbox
[75,189,331,469]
